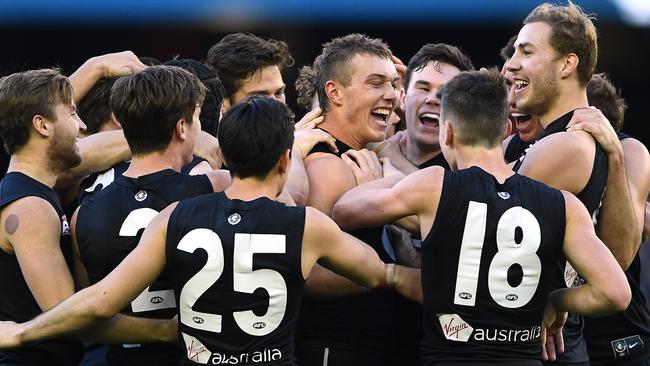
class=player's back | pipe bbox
[166,192,306,366]
[75,169,213,366]
[421,166,566,366]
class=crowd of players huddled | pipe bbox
[1,2,650,366]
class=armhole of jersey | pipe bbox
[421,169,452,248]
[295,206,308,283]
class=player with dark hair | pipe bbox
[333,69,631,366]
[206,33,294,111]
[377,43,474,174]
[0,96,422,366]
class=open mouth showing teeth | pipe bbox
[510,112,532,125]
[514,80,529,91]
[419,112,439,126]
[371,108,391,124]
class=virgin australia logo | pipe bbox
[438,313,473,342]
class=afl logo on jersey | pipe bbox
[135,190,147,202]
[150,296,163,304]
[253,322,266,329]
[498,192,510,200]
[506,294,519,301]
[228,213,241,225]
[458,292,472,300]
[193,317,204,324]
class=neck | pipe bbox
[454,145,514,184]
[123,148,185,178]
[318,112,366,150]
[405,136,441,166]
[7,150,58,188]
[224,175,283,202]
[540,84,588,128]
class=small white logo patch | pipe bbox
[498,192,510,200]
[228,213,241,225]
[438,313,473,342]
[135,190,147,202]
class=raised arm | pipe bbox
[69,51,146,104]
[55,130,131,188]
[332,166,443,237]
[567,107,647,268]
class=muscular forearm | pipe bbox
[15,286,111,345]
[304,264,367,298]
[549,283,629,318]
[596,147,640,269]
[282,152,309,206]
[78,314,177,344]
[56,130,130,188]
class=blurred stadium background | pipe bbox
[1,0,648,145]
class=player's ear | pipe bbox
[278,149,291,175]
[325,80,343,107]
[32,114,52,138]
[399,87,407,112]
[175,118,187,141]
[560,53,579,80]
[444,120,454,147]
[503,119,513,140]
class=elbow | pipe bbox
[87,294,118,320]
[601,279,631,314]
[330,203,352,230]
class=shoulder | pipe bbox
[204,169,232,192]
[530,131,594,158]
[621,137,650,158]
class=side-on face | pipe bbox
[48,102,86,172]
[504,75,543,143]
[339,53,400,145]
[231,65,286,106]
[505,22,562,118]
[402,61,460,151]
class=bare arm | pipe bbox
[284,129,338,206]
[0,204,174,348]
[567,108,646,268]
[302,207,422,302]
[56,130,131,188]
[69,51,146,104]
[517,132,595,195]
[555,191,631,316]
[3,197,76,311]
[332,166,443,238]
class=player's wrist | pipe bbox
[386,263,395,289]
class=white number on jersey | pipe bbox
[119,208,176,313]
[178,230,288,337]
[454,202,542,309]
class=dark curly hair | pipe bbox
[206,33,294,101]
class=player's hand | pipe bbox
[294,107,324,131]
[374,131,407,159]
[566,106,622,156]
[393,265,423,304]
[341,149,383,185]
[541,301,567,361]
[0,321,23,349]
[194,131,222,169]
[380,157,404,180]
[293,129,338,159]
[92,51,147,78]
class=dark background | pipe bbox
[2,10,649,147]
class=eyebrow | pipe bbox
[246,84,286,96]
[516,42,536,50]
[365,73,401,83]
[414,80,432,87]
